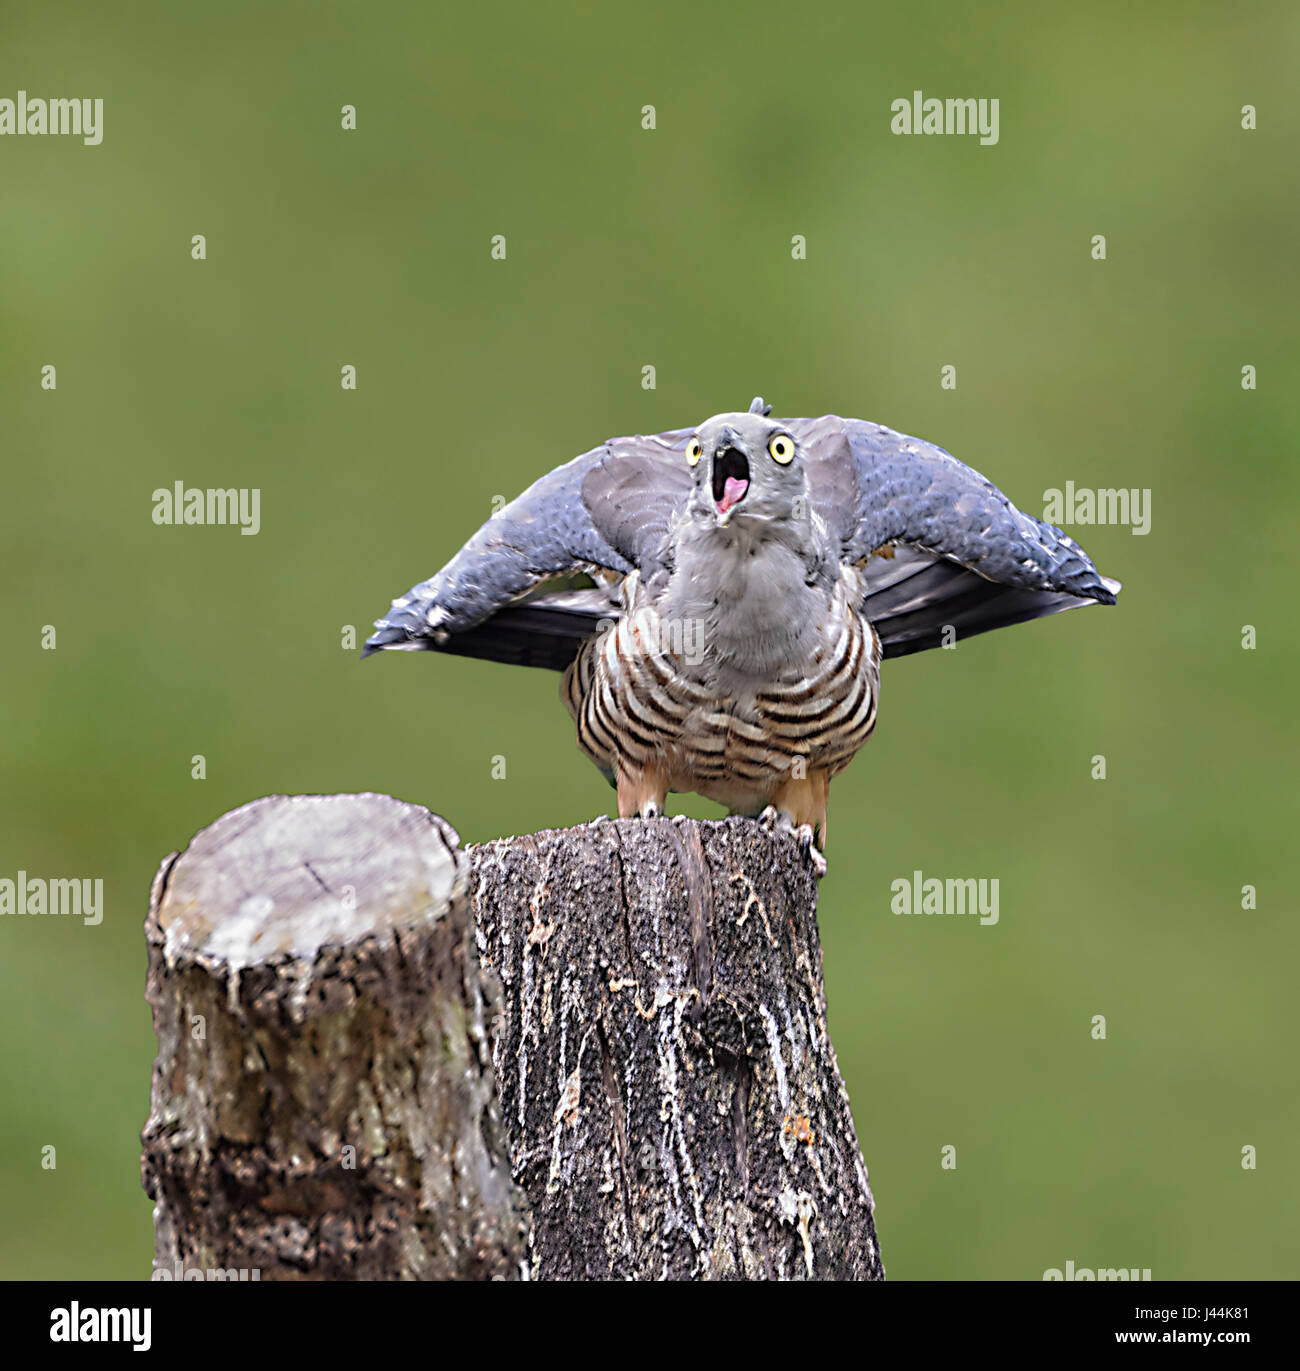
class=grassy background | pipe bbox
[1,0,1296,1279]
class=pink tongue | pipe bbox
[718,476,749,514]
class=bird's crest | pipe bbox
[748,396,772,416]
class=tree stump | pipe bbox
[471,815,883,1280]
[141,796,883,1280]
[140,793,525,1280]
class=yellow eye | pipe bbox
[687,438,702,466]
[769,434,794,464]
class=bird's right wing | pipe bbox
[364,428,694,666]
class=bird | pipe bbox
[364,398,1119,873]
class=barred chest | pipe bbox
[563,568,881,806]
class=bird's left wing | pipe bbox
[364,428,694,669]
[790,415,1120,658]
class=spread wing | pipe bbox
[365,411,1119,670]
[363,429,694,668]
[789,415,1119,658]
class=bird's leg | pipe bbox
[757,772,830,877]
[616,760,669,821]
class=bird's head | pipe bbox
[686,397,807,529]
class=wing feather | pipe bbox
[364,431,690,655]
[790,416,1116,603]
[366,411,1119,668]
[785,415,1118,657]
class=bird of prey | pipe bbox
[365,399,1119,872]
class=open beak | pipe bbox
[712,446,750,524]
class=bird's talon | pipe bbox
[796,824,828,878]
[758,804,785,831]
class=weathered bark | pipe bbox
[140,793,525,1280]
[470,815,883,1280]
[142,796,882,1281]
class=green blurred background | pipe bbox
[2,0,1296,1279]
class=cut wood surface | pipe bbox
[141,793,525,1280]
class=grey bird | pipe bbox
[365,398,1119,871]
